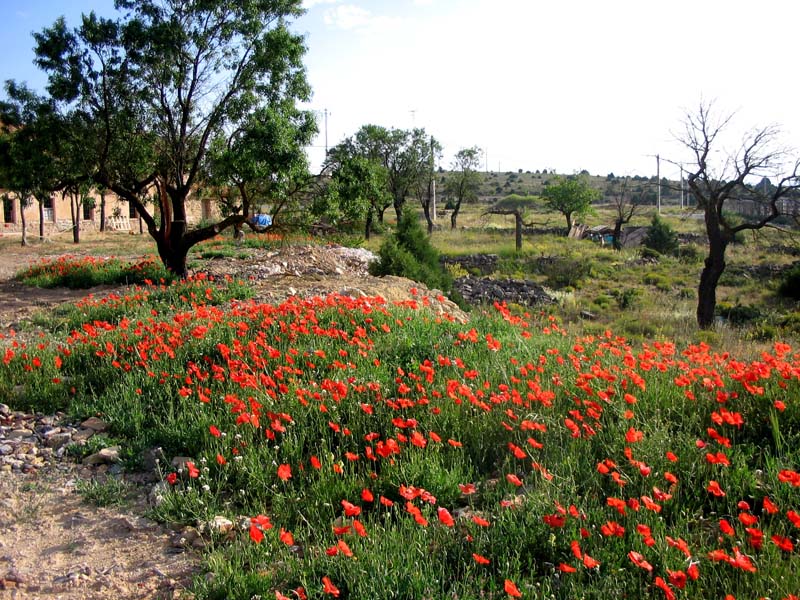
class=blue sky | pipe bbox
[2,0,799,180]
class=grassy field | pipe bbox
[1,211,800,599]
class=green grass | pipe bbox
[2,262,800,599]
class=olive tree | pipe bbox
[681,102,800,328]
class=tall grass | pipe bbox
[2,266,799,600]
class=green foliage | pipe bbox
[370,210,454,295]
[541,257,592,289]
[677,243,702,264]
[716,302,763,325]
[541,174,600,230]
[778,264,800,300]
[76,477,130,507]
[643,214,679,256]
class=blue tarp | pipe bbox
[253,214,272,228]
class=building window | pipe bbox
[43,196,55,222]
[82,202,94,221]
[2,196,13,224]
[128,202,137,219]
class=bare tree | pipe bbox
[607,177,645,250]
[681,101,800,329]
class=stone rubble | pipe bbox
[0,402,112,475]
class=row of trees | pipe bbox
[320,126,485,238]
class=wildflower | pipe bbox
[472,553,490,565]
[341,500,361,517]
[437,507,455,527]
[628,550,653,572]
[771,534,794,552]
[707,480,725,497]
[504,579,522,598]
[506,473,523,487]
[277,464,292,481]
[322,576,340,597]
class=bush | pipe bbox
[677,244,702,264]
[540,257,592,289]
[778,263,800,300]
[643,214,679,256]
[716,302,762,325]
[370,210,454,296]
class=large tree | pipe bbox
[541,174,600,233]
[332,125,433,226]
[29,0,311,276]
[0,82,62,245]
[445,146,482,230]
[681,102,800,329]
[319,153,390,240]
[412,135,442,234]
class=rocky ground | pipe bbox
[0,242,472,599]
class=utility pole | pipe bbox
[323,109,330,154]
[429,135,436,222]
[656,154,661,214]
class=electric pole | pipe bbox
[656,154,661,214]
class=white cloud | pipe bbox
[302,0,339,10]
[412,0,434,5]
[322,4,405,32]
[323,4,371,29]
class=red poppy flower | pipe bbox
[472,553,490,565]
[707,480,725,497]
[361,488,374,502]
[277,464,292,481]
[504,579,522,598]
[628,550,653,572]
[279,528,294,546]
[506,473,523,487]
[322,576,340,597]
[557,563,576,573]
[772,534,794,552]
[341,500,361,517]
[437,507,455,527]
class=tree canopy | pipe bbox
[541,174,600,232]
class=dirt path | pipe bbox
[0,240,465,599]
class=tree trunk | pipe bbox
[565,212,573,234]
[612,219,623,251]
[364,210,373,240]
[514,212,522,251]
[20,207,27,247]
[422,202,433,234]
[450,204,461,230]
[71,196,80,244]
[38,199,45,241]
[393,200,403,225]
[99,191,106,232]
[697,211,729,329]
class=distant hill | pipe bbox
[434,169,687,207]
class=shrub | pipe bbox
[677,244,702,264]
[778,263,800,300]
[612,288,641,310]
[370,210,454,296]
[643,214,678,256]
[716,302,762,325]
[540,257,592,289]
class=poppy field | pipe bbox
[1,258,800,599]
